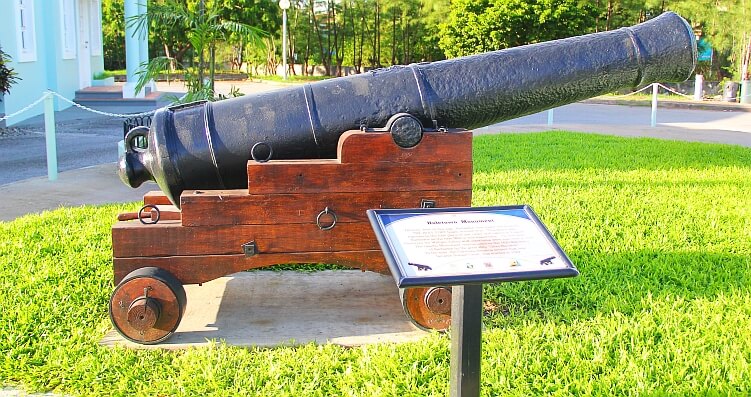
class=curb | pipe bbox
[583,98,751,112]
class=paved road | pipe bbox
[0,113,124,185]
[492,102,751,133]
[0,81,284,186]
[2,82,750,187]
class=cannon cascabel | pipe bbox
[119,12,696,206]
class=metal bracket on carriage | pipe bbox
[420,199,436,209]
[242,241,258,257]
[116,204,181,223]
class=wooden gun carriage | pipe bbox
[111,129,472,344]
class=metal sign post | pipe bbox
[449,284,483,397]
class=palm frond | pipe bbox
[217,21,268,48]
[134,56,176,95]
[125,1,192,39]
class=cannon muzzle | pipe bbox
[120,12,696,205]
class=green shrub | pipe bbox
[0,48,20,97]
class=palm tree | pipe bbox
[127,0,267,101]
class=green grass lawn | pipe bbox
[2,132,750,396]
[597,92,696,102]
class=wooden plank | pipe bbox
[336,130,473,164]
[180,189,472,226]
[143,191,172,206]
[248,161,472,194]
[113,250,389,285]
[112,220,381,258]
[117,204,181,222]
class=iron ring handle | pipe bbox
[138,204,160,225]
[316,207,337,231]
[124,126,149,153]
[251,142,273,163]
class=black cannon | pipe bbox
[110,12,698,344]
[119,12,695,205]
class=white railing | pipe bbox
[1,90,174,181]
[545,82,712,128]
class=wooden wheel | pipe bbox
[400,286,452,331]
[109,267,187,344]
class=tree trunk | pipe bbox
[742,33,751,81]
[209,43,216,94]
[327,1,333,75]
[288,8,297,76]
[357,11,365,72]
[605,0,613,31]
[402,15,409,64]
[163,43,175,72]
[197,0,206,87]
[375,0,381,67]
[303,1,312,76]
[350,1,357,73]
[391,8,397,65]
[311,3,329,76]
[335,1,347,76]
[330,1,338,76]
[174,45,190,66]
[266,38,277,76]
[595,0,601,32]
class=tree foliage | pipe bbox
[439,0,598,58]
[214,0,280,70]
[435,0,750,81]
[99,0,748,82]
[275,0,449,76]
[586,0,751,80]
[128,0,267,100]
[101,0,125,70]
[668,0,751,80]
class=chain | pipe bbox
[609,84,656,98]
[609,83,695,99]
[656,83,694,99]
[0,93,49,122]
[50,91,164,118]
[0,90,181,123]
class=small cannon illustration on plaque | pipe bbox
[110,12,696,344]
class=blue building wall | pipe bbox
[46,4,79,107]
[1,0,105,126]
[0,0,50,126]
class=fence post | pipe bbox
[44,91,58,181]
[650,83,658,127]
[694,74,704,101]
[547,108,554,127]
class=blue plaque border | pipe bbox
[367,205,579,288]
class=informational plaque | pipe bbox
[367,205,578,287]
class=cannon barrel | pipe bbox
[120,12,696,205]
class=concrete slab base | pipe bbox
[101,270,428,349]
